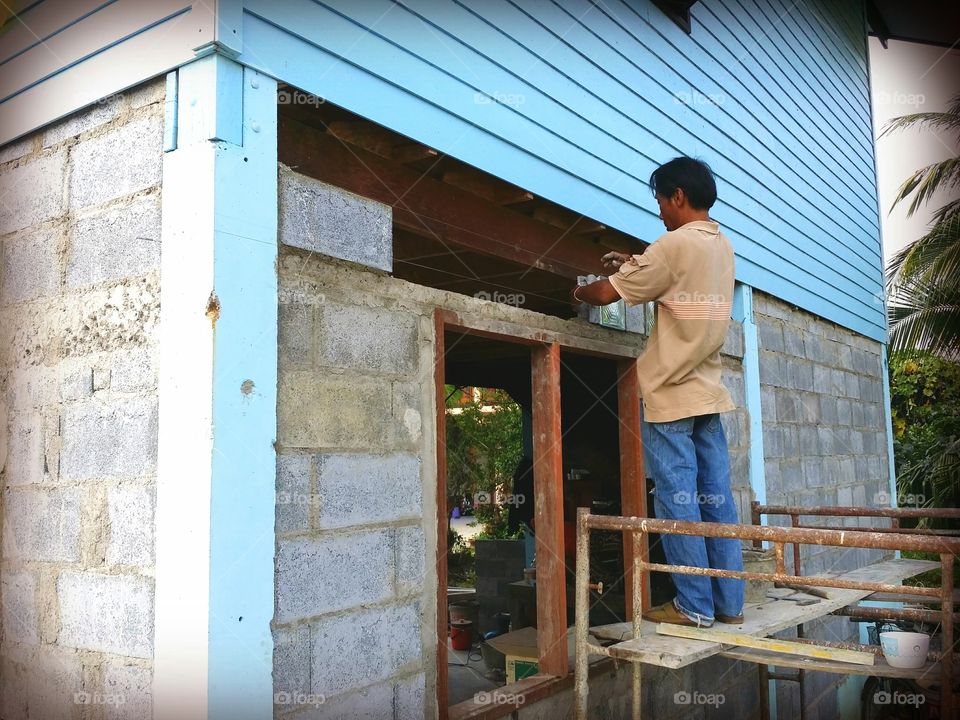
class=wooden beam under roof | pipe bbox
[325,119,396,156]
[534,205,606,236]
[280,116,608,279]
[280,99,643,256]
[391,142,439,164]
[496,187,536,207]
[441,169,497,201]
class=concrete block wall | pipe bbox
[474,539,525,635]
[720,326,751,529]
[0,78,164,719]
[516,654,760,720]
[756,291,890,558]
[275,169,429,719]
[755,291,891,720]
[275,168,757,719]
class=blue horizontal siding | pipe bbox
[239,0,885,341]
[0,0,209,145]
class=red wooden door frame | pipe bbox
[434,310,646,718]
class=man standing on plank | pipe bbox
[572,156,744,628]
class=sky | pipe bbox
[868,38,960,263]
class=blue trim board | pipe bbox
[207,64,278,719]
[732,282,777,719]
[880,345,900,560]
[169,53,278,719]
[733,283,767,517]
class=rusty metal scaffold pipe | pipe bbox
[755,503,960,520]
[941,554,954,720]
[574,508,590,720]
[583,513,960,555]
[574,509,960,720]
[833,605,960,623]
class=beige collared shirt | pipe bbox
[608,220,735,423]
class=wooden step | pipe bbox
[589,558,939,669]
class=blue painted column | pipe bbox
[154,52,277,720]
[732,283,767,516]
[732,282,776,720]
[880,345,899,508]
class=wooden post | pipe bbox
[618,358,649,617]
[434,310,449,719]
[532,342,567,676]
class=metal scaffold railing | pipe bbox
[573,505,960,720]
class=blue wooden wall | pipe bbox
[238,0,885,341]
[0,0,216,144]
[0,0,885,341]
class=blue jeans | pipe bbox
[641,412,744,625]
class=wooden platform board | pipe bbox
[718,646,947,680]
[588,558,939,669]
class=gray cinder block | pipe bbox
[69,115,162,210]
[275,531,395,622]
[106,484,155,566]
[67,195,161,288]
[0,152,66,234]
[395,525,425,595]
[57,571,154,658]
[316,302,418,375]
[315,453,421,529]
[1,227,60,304]
[2,487,82,561]
[279,167,392,272]
[310,602,421,699]
[0,571,39,645]
[60,398,158,480]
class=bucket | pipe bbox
[449,600,479,631]
[880,631,930,669]
[451,619,473,651]
[742,547,777,604]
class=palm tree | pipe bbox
[882,93,960,357]
[882,94,960,527]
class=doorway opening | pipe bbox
[437,325,649,716]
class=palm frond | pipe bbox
[887,209,960,284]
[897,435,960,511]
[932,198,960,226]
[888,274,960,356]
[889,158,960,217]
[887,211,960,287]
[880,109,960,143]
[883,94,960,356]
[949,92,960,119]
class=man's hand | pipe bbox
[601,251,632,271]
[572,278,622,307]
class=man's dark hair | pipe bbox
[649,156,717,210]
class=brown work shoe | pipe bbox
[716,612,744,624]
[642,600,712,628]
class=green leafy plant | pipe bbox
[447,525,476,587]
[444,385,523,538]
[889,350,960,530]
